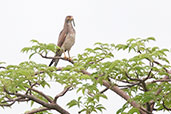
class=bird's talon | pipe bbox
[68,58,72,61]
[64,56,68,60]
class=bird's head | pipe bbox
[65,16,75,27]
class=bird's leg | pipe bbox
[63,51,68,59]
[68,51,72,61]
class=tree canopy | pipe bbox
[0,37,170,114]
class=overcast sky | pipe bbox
[0,0,171,114]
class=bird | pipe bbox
[49,16,76,67]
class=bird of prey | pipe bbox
[49,16,76,67]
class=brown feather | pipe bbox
[49,15,75,67]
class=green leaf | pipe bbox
[29,52,36,59]
[147,37,156,41]
[30,101,34,107]
[67,100,78,108]
[128,108,140,114]
[30,39,39,43]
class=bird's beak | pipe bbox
[72,19,75,27]
[67,16,75,27]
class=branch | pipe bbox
[34,67,63,76]
[151,78,171,83]
[40,54,74,64]
[80,70,149,114]
[153,60,168,73]
[3,87,70,114]
[102,80,152,114]
[0,101,15,107]
[150,75,170,110]
[26,82,39,95]
[88,58,105,64]
[0,96,29,107]
[0,66,6,69]
[100,87,109,94]
[30,88,53,103]
[53,86,71,103]
[25,107,49,114]
[163,101,171,111]
[15,93,70,114]
[88,87,109,97]
[125,72,141,81]
[143,62,153,82]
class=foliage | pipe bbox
[0,37,170,114]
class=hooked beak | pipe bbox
[72,19,75,27]
[66,16,75,27]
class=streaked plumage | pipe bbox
[49,16,75,66]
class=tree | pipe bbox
[0,37,170,114]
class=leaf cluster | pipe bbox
[0,37,171,114]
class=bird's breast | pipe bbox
[61,33,75,51]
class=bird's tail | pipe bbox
[49,49,62,67]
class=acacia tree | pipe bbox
[0,37,170,114]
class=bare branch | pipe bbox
[30,88,53,103]
[25,107,49,114]
[53,86,71,103]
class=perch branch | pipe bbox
[40,54,74,64]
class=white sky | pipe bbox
[0,0,171,114]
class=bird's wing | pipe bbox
[57,28,68,47]
[49,27,68,67]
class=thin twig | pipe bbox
[143,62,154,82]
[125,72,141,81]
[0,66,6,69]
[100,87,109,94]
[151,79,171,83]
[163,100,171,111]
